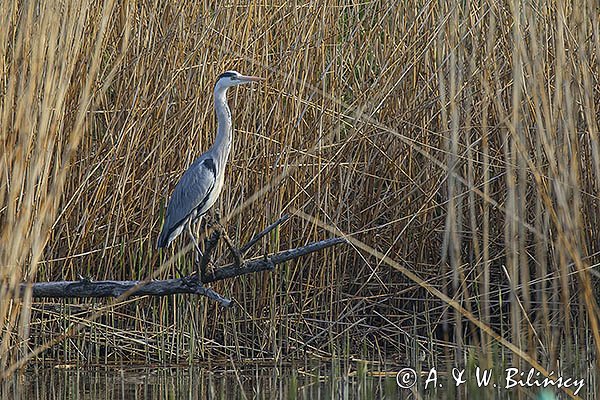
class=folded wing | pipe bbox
[156,157,216,248]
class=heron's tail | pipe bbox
[156,225,169,249]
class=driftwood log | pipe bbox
[19,215,347,307]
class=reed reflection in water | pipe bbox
[3,364,401,400]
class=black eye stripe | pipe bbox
[218,72,237,80]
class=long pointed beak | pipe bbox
[240,75,265,83]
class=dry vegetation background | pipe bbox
[1,0,599,394]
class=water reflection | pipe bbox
[3,364,400,400]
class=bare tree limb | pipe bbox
[18,237,347,305]
[204,237,345,282]
[240,214,290,254]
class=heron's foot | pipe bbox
[179,272,203,288]
[263,254,275,271]
[77,274,92,284]
[173,264,200,287]
[186,271,204,286]
[180,275,193,287]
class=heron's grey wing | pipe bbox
[157,158,216,248]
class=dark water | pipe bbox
[2,364,401,400]
[3,363,579,399]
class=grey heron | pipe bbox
[157,70,263,275]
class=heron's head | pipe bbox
[215,70,264,89]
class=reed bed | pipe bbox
[1,0,599,397]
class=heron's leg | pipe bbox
[160,242,191,284]
[172,256,189,284]
[187,220,204,282]
[190,219,204,259]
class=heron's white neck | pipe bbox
[212,86,232,165]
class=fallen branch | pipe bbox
[19,236,347,306]
[21,278,233,307]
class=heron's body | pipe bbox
[156,71,262,250]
